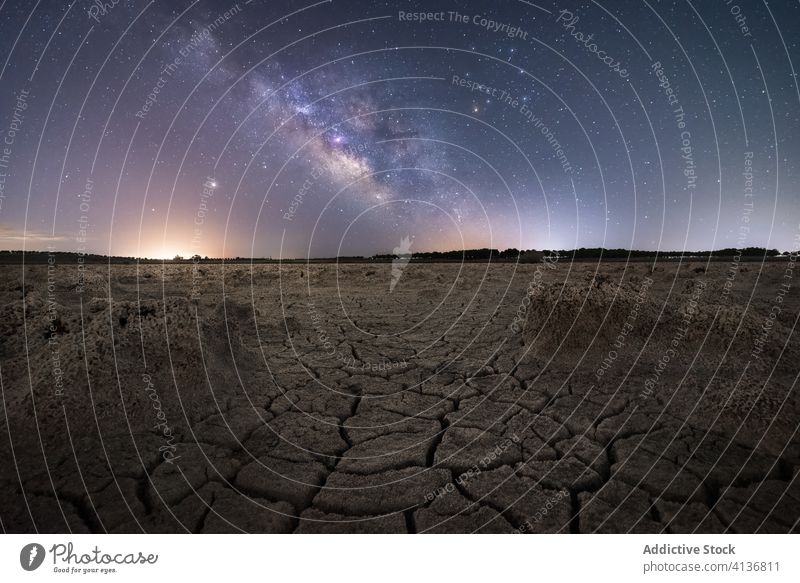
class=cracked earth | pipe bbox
[1,261,798,533]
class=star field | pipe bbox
[0,0,798,258]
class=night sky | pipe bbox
[0,0,798,259]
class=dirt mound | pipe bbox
[519,280,662,354]
[520,277,796,363]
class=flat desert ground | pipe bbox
[0,260,798,533]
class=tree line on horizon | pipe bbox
[372,247,782,261]
[0,246,784,264]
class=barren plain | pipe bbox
[0,259,798,533]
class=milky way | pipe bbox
[0,0,798,258]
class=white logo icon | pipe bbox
[20,543,45,571]
[389,236,413,292]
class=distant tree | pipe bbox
[519,250,543,263]
[173,254,184,261]
[499,248,519,259]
